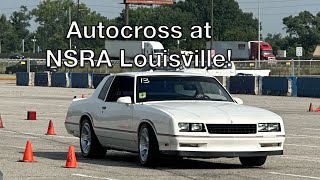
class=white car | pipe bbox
[65,71,285,166]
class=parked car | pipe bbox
[9,53,24,59]
[65,71,285,167]
[5,60,55,74]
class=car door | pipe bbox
[100,76,136,151]
[93,76,115,145]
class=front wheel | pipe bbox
[80,119,106,158]
[138,124,159,166]
[239,156,267,167]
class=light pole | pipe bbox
[31,37,37,53]
[22,39,25,53]
[210,0,214,50]
[69,6,72,49]
[258,0,261,69]
[177,39,186,52]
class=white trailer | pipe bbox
[105,40,165,60]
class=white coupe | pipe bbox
[65,71,285,166]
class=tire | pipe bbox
[239,156,267,167]
[80,119,106,158]
[138,124,159,166]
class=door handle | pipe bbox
[102,106,106,110]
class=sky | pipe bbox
[0,0,320,37]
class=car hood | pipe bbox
[145,101,281,124]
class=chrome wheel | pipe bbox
[139,127,149,162]
[81,123,92,155]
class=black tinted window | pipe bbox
[106,76,134,102]
[98,76,114,101]
[136,76,233,102]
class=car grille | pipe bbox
[206,124,257,134]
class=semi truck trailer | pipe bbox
[206,41,276,60]
[105,40,165,60]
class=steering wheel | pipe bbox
[195,94,211,99]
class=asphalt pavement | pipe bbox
[0,79,320,180]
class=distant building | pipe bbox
[313,45,320,58]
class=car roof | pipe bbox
[113,71,211,77]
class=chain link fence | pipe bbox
[0,59,138,74]
[1,59,320,76]
[233,60,320,76]
[0,59,21,74]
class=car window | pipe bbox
[105,76,134,102]
[137,76,233,102]
[98,76,114,101]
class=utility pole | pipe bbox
[258,0,261,69]
[210,0,214,51]
[69,6,72,49]
[22,39,25,53]
[125,3,129,36]
[31,37,36,53]
[77,0,80,22]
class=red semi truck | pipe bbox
[206,41,276,60]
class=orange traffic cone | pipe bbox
[20,141,36,162]
[315,106,320,112]
[46,120,56,135]
[65,145,78,168]
[0,114,4,128]
[308,103,314,112]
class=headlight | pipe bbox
[178,123,190,132]
[258,123,281,132]
[191,123,203,132]
[178,123,205,132]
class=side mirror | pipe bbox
[233,97,243,105]
[117,96,132,104]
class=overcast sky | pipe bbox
[1,0,320,37]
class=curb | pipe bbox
[0,78,16,81]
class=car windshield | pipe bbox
[136,76,233,102]
[262,50,273,55]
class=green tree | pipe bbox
[265,33,287,53]
[31,0,109,51]
[9,6,33,52]
[10,6,31,40]
[176,0,258,41]
[113,0,258,51]
[283,11,320,56]
[0,15,19,53]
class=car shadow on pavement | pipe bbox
[32,151,257,170]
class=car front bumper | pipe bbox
[158,135,285,157]
[160,150,283,158]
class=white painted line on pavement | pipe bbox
[0,130,15,133]
[0,129,77,139]
[268,172,320,179]
[22,132,78,139]
[286,144,320,148]
[280,155,320,163]
[304,128,320,131]
[288,134,320,139]
[73,174,118,180]
[0,145,25,149]
[0,100,69,107]
[0,133,38,139]
[0,110,67,115]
